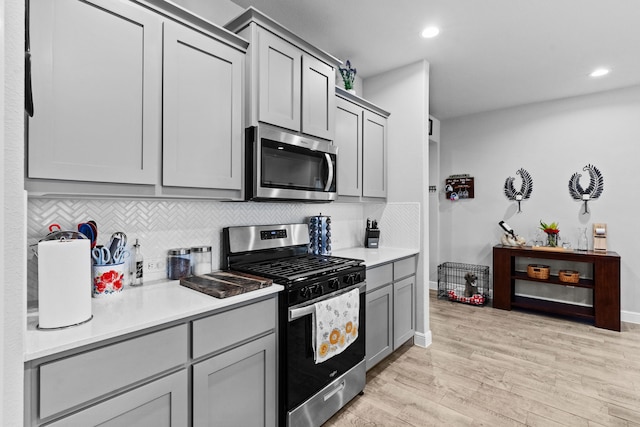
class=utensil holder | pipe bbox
[93,262,126,297]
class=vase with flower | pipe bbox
[339,60,357,94]
[539,220,560,247]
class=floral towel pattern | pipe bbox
[313,288,359,364]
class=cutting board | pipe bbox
[180,270,272,298]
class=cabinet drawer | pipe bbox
[394,256,416,280]
[39,324,188,419]
[192,298,276,359]
[366,263,393,292]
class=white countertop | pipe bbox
[25,280,283,362]
[332,247,419,268]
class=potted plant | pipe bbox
[339,60,357,94]
[539,220,560,247]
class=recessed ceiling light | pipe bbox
[421,26,440,39]
[589,68,610,77]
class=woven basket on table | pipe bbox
[527,264,550,280]
[558,270,580,283]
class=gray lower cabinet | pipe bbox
[25,297,278,426]
[365,284,393,370]
[46,370,188,427]
[193,334,276,427]
[365,256,416,371]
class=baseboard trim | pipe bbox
[414,330,432,348]
[429,280,437,290]
[621,310,640,325]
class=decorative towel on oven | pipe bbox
[313,288,359,364]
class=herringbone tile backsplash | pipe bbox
[27,198,419,306]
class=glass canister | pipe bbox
[167,248,191,280]
[191,246,212,276]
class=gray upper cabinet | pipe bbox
[335,97,362,196]
[335,88,389,199]
[257,29,302,132]
[28,0,248,198]
[301,55,335,140]
[362,110,387,198]
[29,0,162,185]
[162,20,243,190]
[226,7,339,141]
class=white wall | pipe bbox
[2,0,26,425]
[440,85,640,323]
[364,60,432,347]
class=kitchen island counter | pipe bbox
[332,247,419,268]
[25,280,283,361]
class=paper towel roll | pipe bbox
[595,227,606,235]
[38,239,92,329]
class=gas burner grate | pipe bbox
[235,255,361,282]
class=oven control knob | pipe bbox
[300,287,312,298]
[343,274,355,285]
[328,278,340,290]
[354,272,362,283]
[313,284,323,295]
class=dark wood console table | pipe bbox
[493,245,620,331]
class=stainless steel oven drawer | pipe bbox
[287,360,366,427]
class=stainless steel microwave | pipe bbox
[245,125,337,202]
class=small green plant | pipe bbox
[339,60,357,90]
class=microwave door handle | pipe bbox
[324,153,334,192]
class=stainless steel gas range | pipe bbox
[223,223,366,427]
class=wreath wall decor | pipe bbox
[503,168,533,213]
[568,164,604,214]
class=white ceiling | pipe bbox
[229,0,640,119]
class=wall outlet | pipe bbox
[145,258,165,274]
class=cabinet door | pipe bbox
[193,334,276,427]
[301,55,335,140]
[163,21,243,190]
[362,110,387,198]
[46,370,188,427]
[29,0,161,184]
[365,285,393,371]
[394,276,415,349]
[334,97,362,196]
[258,29,301,132]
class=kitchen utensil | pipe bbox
[77,222,97,248]
[108,232,127,257]
[111,247,130,264]
[92,246,111,265]
[38,231,92,329]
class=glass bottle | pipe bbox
[131,239,144,286]
[578,227,588,251]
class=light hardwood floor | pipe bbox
[325,292,640,426]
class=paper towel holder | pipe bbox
[593,223,607,252]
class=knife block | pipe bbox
[365,228,380,248]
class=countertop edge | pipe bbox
[332,247,420,268]
[25,281,283,362]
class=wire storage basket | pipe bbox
[437,262,490,306]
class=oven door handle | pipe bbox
[288,282,364,322]
[323,153,334,192]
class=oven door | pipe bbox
[247,125,338,201]
[284,282,366,412]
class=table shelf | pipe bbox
[493,245,620,331]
